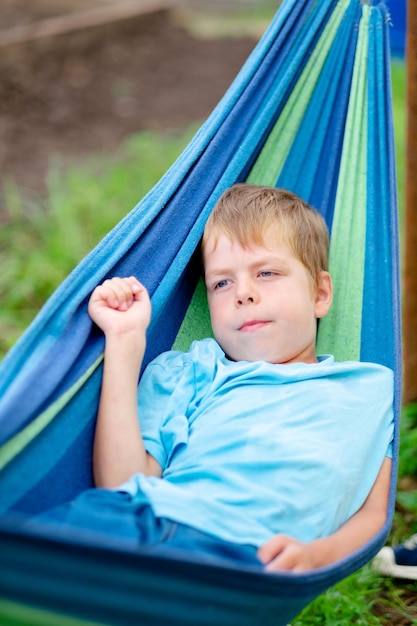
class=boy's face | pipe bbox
[204,231,332,364]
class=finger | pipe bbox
[264,546,300,572]
[93,280,121,309]
[125,276,146,301]
[101,277,141,310]
[257,534,289,564]
[110,277,138,310]
[90,277,148,313]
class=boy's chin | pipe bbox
[223,344,318,365]
[224,347,278,364]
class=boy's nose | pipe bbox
[235,284,258,306]
[236,295,255,306]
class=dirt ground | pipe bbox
[0,2,257,197]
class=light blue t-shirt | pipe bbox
[119,338,394,547]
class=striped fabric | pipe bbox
[0,1,401,624]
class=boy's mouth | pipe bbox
[239,320,271,332]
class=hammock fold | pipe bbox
[0,0,401,624]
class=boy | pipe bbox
[35,185,394,572]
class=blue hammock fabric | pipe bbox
[0,0,401,624]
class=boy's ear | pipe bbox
[314,271,333,319]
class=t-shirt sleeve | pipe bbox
[137,350,195,471]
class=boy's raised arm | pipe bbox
[88,277,162,488]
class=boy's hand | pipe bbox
[88,276,151,337]
[257,534,319,572]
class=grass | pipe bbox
[0,59,415,624]
[294,568,417,625]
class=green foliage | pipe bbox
[399,404,417,478]
[295,564,417,625]
[391,60,406,236]
[294,568,384,625]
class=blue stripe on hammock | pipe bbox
[360,0,401,533]
[362,6,402,530]
[362,4,397,370]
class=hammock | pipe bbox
[0,0,401,624]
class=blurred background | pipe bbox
[0,0,277,196]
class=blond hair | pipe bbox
[202,184,329,286]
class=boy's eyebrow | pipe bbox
[204,269,229,284]
[205,255,291,279]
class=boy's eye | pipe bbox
[214,279,229,290]
[259,271,275,278]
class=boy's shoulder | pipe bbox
[316,355,393,382]
[141,339,222,398]
[325,357,393,376]
[313,358,394,410]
